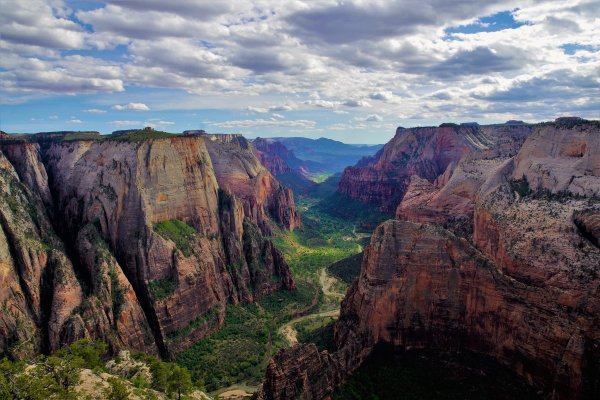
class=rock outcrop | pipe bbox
[255,120,600,400]
[0,133,298,358]
[252,138,296,176]
[338,124,532,211]
[251,137,317,193]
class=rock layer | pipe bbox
[255,121,600,400]
[338,124,532,211]
[0,134,298,358]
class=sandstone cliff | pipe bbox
[255,121,600,400]
[0,133,298,358]
[338,124,532,212]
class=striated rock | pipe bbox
[338,124,532,211]
[205,135,301,233]
[0,149,81,356]
[256,121,600,400]
[512,122,600,197]
[256,343,343,400]
[252,138,296,176]
[0,134,298,358]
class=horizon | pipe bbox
[1,1,599,144]
[3,117,597,147]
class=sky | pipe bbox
[0,0,598,144]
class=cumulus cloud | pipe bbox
[1,0,599,130]
[356,114,383,122]
[369,91,394,101]
[112,102,150,111]
[83,108,107,113]
[343,99,371,108]
[0,0,85,49]
[67,118,82,124]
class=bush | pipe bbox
[148,277,177,301]
[55,338,108,371]
[154,220,197,257]
[105,377,130,400]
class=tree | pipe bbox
[104,377,130,400]
[36,355,83,399]
[0,358,53,400]
[56,338,108,370]
[148,358,171,392]
[167,365,193,400]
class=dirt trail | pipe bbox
[279,268,344,345]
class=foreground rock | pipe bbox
[0,133,298,358]
[255,120,600,400]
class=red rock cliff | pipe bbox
[0,134,298,358]
[255,121,600,400]
[338,124,532,212]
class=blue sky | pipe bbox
[1,1,598,144]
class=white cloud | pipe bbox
[271,113,285,119]
[304,99,339,109]
[112,102,150,111]
[246,106,268,113]
[369,91,394,101]
[1,0,598,128]
[67,118,82,124]
[356,114,384,122]
[83,108,107,113]
[109,120,142,126]
[343,99,371,108]
[48,115,58,120]
[211,119,316,128]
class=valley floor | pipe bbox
[176,194,374,394]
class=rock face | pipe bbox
[255,121,600,400]
[252,138,296,176]
[205,135,301,234]
[251,137,316,193]
[0,134,298,358]
[338,124,532,211]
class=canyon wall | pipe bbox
[0,134,298,358]
[338,124,532,212]
[256,121,600,400]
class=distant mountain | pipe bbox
[251,137,383,194]
[252,137,316,193]
[270,137,383,178]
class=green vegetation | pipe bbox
[1,338,201,399]
[109,266,126,318]
[167,306,221,341]
[167,365,193,400]
[173,183,374,392]
[334,345,541,400]
[318,192,391,231]
[510,175,531,197]
[109,129,177,141]
[1,129,181,143]
[0,339,106,400]
[149,277,177,301]
[177,281,317,391]
[309,173,334,183]
[154,219,197,257]
[105,377,130,400]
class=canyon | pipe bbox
[0,132,299,359]
[254,120,600,400]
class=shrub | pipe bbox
[154,220,197,257]
[148,277,176,301]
